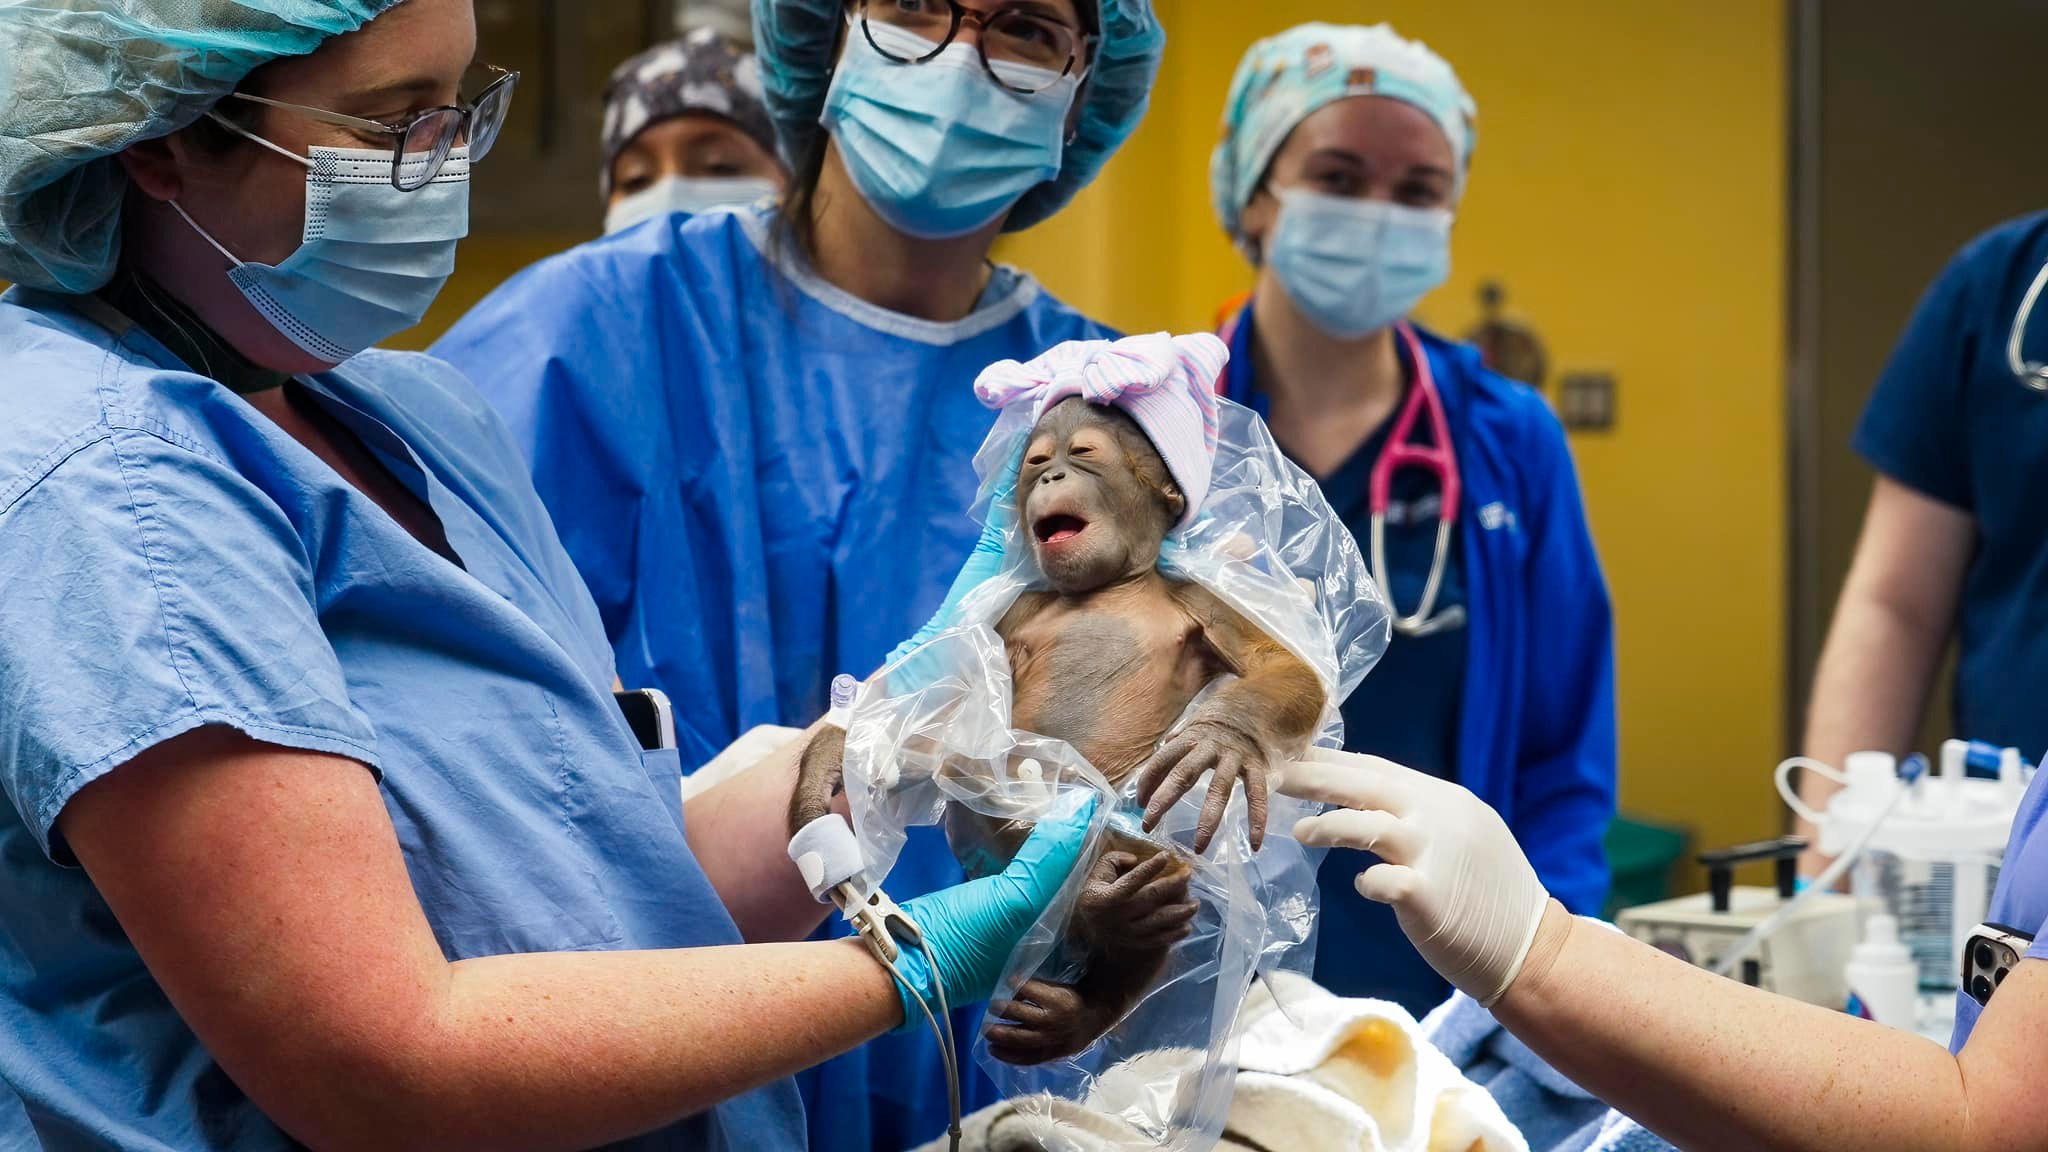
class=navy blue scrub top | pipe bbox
[1222,309,1469,1015]
[1854,212,2048,760]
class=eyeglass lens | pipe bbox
[863,0,1080,92]
[464,74,516,161]
[397,113,463,190]
[390,72,516,191]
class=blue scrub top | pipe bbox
[1221,302,1617,1016]
[433,205,1116,1152]
[1854,212,2048,756]
[1951,763,2048,1050]
[0,287,802,1151]
[1221,306,1468,1014]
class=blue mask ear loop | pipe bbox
[203,110,319,170]
[166,200,247,269]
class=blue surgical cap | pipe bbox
[0,0,402,294]
[750,0,1163,233]
[1211,22,1477,241]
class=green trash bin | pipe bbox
[1603,815,1688,919]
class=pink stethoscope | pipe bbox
[1372,323,1465,637]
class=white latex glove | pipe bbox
[1280,746,1549,1005]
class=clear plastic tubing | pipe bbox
[1712,754,1928,980]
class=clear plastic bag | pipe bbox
[842,397,1389,1148]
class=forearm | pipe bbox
[324,939,899,1151]
[685,719,844,942]
[67,730,898,1152]
[1799,594,1946,841]
[1497,903,1969,1152]
[1799,479,1970,859]
[1199,664,1323,752]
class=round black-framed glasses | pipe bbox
[854,0,1093,95]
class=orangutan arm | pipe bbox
[1136,585,1325,852]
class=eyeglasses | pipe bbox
[855,0,1092,95]
[226,64,519,191]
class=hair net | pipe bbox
[0,0,402,294]
[1210,21,1477,241]
[750,0,1163,233]
[601,28,778,198]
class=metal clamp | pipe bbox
[836,882,923,968]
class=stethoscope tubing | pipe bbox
[1374,323,1464,637]
[1217,313,1467,637]
[2008,256,2048,392]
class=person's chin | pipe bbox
[163,275,346,376]
[223,314,346,375]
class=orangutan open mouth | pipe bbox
[1033,513,1089,544]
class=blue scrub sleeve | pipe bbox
[0,427,379,861]
[1851,242,1983,511]
[1510,413,1617,916]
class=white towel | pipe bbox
[912,1058,1274,1152]
[679,723,804,803]
[913,973,1526,1152]
[1230,971,1525,1152]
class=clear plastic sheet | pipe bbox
[843,397,1389,1148]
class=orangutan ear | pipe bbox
[1163,481,1186,523]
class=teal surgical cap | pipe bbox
[1211,21,1477,241]
[0,0,403,293]
[751,0,1163,233]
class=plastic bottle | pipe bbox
[1845,914,1918,1029]
[1780,747,2019,991]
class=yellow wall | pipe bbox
[997,0,1789,880]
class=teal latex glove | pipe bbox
[885,441,1026,667]
[888,798,1096,1031]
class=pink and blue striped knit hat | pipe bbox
[975,332,1229,529]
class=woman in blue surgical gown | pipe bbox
[432,1,1165,1146]
[0,2,1091,1148]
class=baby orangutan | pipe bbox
[790,396,1324,1064]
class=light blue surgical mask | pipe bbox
[1265,189,1453,340]
[603,175,779,235]
[173,119,469,365]
[820,21,1079,240]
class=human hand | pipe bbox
[891,798,1095,1029]
[1135,719,1271,854]
[1279,747,1548,1005]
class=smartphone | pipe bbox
[1963,922,2033,1007]
[614,688,677,753]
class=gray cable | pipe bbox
[882,948,962,1152]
